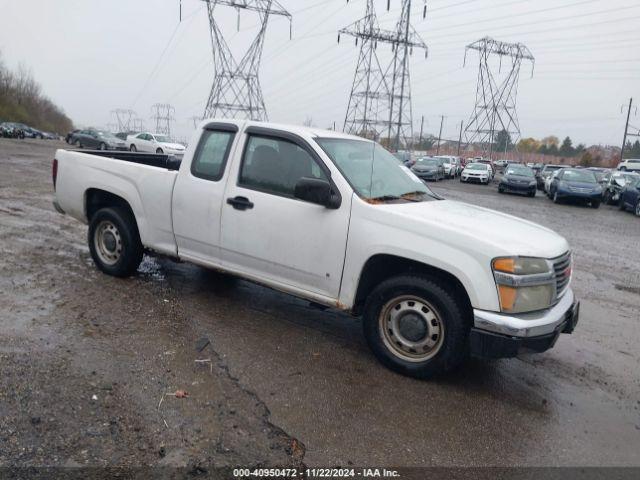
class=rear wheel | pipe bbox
[88,207,143,277]
[156,148,164,154]
[362,275,469,379]
[99,142,107,150]
[74,139,82,149]
[635,200,640,217]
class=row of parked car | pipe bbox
[65,128,186,157]
[0,121,59,140]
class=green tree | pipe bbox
[559,136,575,157]
[548,144,559,156]
[630,140,640,158]
[494,129,513,152]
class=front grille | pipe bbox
[569,186,592,193]
[552,251,572,297]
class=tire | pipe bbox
[498,186,504,194]
[88,207,143,278]
[635,200,640,217]
[619,199,626,211]
[130,144,137,152]
[99,142,107,151]
[620,166,627,171]
[74,139,82,149]
[591,200,600,209]
[362,275,469,379]
[603,191,611,205]
[553,191,560,204]
[156,148,164,154]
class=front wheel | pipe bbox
[75,139,82,149]
[130,144,137,152]
[156,148,164,154]
[553,191,560,204]
[635,200,640,217]
[591,200,600,209]
[362,275,469,379]
[88,207,143,277]
[99,142,107,150]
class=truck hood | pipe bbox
[378,199,569,259]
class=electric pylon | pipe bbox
[151,103,176,136]
[340,0,427,150]
[463,37,534,159]
[111,109,137,132]
[201,0,292,121]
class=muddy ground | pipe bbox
[0,138,639,470]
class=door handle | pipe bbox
[226,196,254,211]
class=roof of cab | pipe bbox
[200,118,371,142]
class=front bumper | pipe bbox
[462,175,488,183]
[500,181,536,194]
[413,170,438,179]
[556,188,602,200]
[470,288,579,358]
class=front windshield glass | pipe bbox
[315,138,436,202]
[563,170,597,183]
[155,135,170,143]
[466,164,486,171]
[416,158,439,166]
[506,166,534,177]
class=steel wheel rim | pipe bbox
[378,295,445,362]
[94,220,122,266]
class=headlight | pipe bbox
[492,257,555,313]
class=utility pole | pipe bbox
[457,119,463,156]
[419,115,424,147]
[436,115,444,155]
[621,97,633,160]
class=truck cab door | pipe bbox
[172,124,239,264]
[219,128,351,301]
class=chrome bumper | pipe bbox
[473,288,575,338]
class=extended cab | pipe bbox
[52,120,579,379]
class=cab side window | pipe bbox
[239,135,327,197]
[191,130,235,181]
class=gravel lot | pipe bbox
[1,138,639,469]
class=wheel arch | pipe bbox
[84,189,141,238]
[351,254,473,319]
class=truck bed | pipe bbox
[54,148,181,256]
[69,149,182,170]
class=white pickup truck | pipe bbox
[52,120,579,379]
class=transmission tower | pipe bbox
[202,0,292,121]
[463,37,534,160]
[151,103,176,136]
[111,109,137,132]
[132,117,145,132]
[189,115,203,129]
[340,0,427,149]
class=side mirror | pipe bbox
[294,177,341,209]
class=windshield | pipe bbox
[416,158,439,166]
[155,135,171,143]
[505,166,534,177]
[315,138,436,202]
[466,164,486,171]
[563,170,597,183]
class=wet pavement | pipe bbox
[1,138,639,468]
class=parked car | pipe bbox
[618,176,640,216]
[460,162,491,184]
[393,151,415,168]
[127,132,186,158]
[617,159,640,172]
[52,119,579,379]
[548,168,602,208]
[435,156,460,178]
[411,157,446,181]
[498,164,537,197]
[1,122,24,138]
[544,169,563,195]
[42,132,59,140]
[71,129,128,150]
[600,171,640,205]
[475,159,495,179]
[537,164,566,190]
[66,129,81,144]
[494,159,509,172]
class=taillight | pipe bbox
[52,159,58,190]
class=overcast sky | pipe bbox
[0,0,638,145]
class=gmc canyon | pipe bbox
[52,120,579,378]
